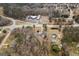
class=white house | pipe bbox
[26,15,41,23]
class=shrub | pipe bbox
[3,30,7,33]
[51,45,60,53]
[26,26,32,29]
[0,29,1,31]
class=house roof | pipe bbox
[27,15,41,20]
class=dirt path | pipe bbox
[0,30,12,49]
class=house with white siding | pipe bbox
[26,15,41,23]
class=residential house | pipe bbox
[26,15,41,23]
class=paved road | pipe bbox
[1,15,79,29]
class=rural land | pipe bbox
[0,3,79,56]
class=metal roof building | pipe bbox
[26,15,41,23]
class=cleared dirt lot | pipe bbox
[47,27,63,45]
[40,16,49,24]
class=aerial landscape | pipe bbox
[0,3,79,56]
